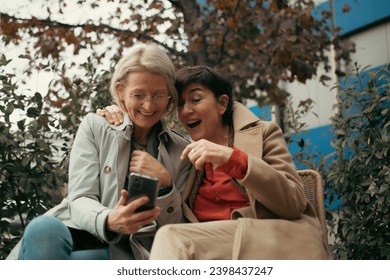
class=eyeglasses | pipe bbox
[129,93,171,105]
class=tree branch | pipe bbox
[0,13,185,57]
[216,0,242,65]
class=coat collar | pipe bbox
[232,101,262,158]
[232,101,260,132]
[110,114,170,144]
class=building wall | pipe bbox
[289,0,390,159]
[249,0,390,209]
[251,0,390,157]
[285,21,390,161]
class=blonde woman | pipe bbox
[12,43,191,260]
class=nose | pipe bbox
[144,96,153,103]
[142,97,154,110]
[178,102,194,116]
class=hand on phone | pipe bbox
[106,189,160,234]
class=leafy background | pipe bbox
[1,0,389,259]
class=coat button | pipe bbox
[104,166,111,174]
[167,206,174,213]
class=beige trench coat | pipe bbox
[182,102,332,259]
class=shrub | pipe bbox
[283,96,324,170]
[326,63,390,259]
[0,54,70,258]
[0,54,113,259]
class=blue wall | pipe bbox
[314,0,390,36]
[248,105,272,121]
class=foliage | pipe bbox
[0,0,356,259]
[326,63,390,259]
[283,96,324,170]
[0,53,114,259]
[45,56,114,137]
[0,0,354,107]
[0,54,63,258]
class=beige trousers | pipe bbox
[150,220,240,260]
[150,216,332,260]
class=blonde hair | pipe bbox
[110,43,177,114]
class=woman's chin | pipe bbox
[188,133,201,141]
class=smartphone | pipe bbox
[127,172,159,212]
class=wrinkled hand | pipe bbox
[130,150,172,187]
[180,139,234,170]
[106,190,160,234]
[96,105,124,126]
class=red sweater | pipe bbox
[193,147,249,221]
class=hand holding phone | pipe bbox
[127,172,159,213]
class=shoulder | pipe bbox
[258,120,280,130]
[159,121,190,146]
[232,102,281,134]
[79,113,116,136]
[82,112,110,126]
[83,112,134,130]
[257,120,284,141]
[163,129,190,151]
[167,129,190,144]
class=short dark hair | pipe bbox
[175,65,233,126]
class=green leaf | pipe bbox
[17,119,26,131]
[26,107,40,117]
[21,156,30,167]
[5,103,14,115]
[32,92,43,103]
[0,54,12,66]
[18,54,32,60]
[334,129,346,135]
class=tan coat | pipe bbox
[182,102,331,259]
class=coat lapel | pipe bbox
[232,102,263,158]
[114,129,131,195]
[113,115,133,196]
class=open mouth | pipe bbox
[187,120,201,128]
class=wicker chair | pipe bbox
[297,169,329,245]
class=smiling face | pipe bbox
[177,83,229,143]
[118,71,170,142]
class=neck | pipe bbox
[211,124,230,146]
[133,127,152,145]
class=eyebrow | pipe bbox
[187,87,204,94]
[129,88,167,94]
